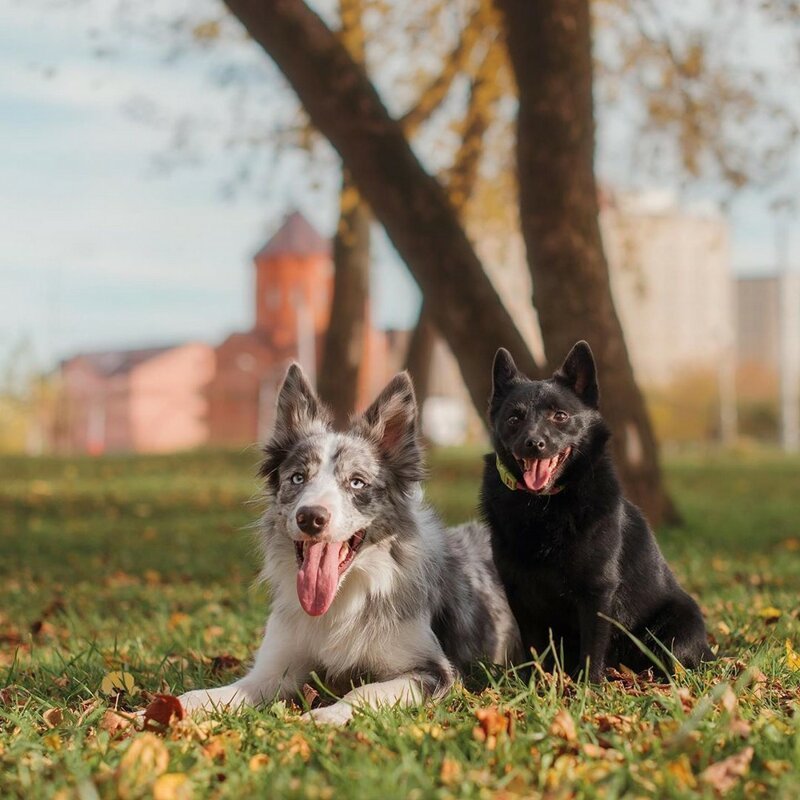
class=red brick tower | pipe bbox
[254,211,333,351]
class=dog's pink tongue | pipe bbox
[296,541,342,616]
[524,457,555,492]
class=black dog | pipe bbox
[480,341,713,681]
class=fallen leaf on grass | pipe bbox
[301,683,320,708]
[548,709,577,744]
[248,753,271,772]
[278,733,311,764]
[784,640,800,671]
[757,607,781,624]
[592,713,635,735]
[153,773,193,800]
[210,654,242,675]
[99,709,134,738]
[167,613,190,631]
[699,747,753,795]
[202,730,242,762]
[439,756,462,785]
[43,707,63,728]
[143,694,185,732]
[101,671,137,696]
[473,706,514,749]
[117,733,169,798]
[582,742,623,761]
[666,755,697,789]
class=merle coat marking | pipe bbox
[480,341,713,681]
[177,365,520,724]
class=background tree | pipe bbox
[65,0,797,522]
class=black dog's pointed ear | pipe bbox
[259,363,329,489]
[490,348,522,414]
[354,371,424,485]
[553,341,599,408]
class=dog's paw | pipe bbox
[301,702,354,727]
[175,690,211,714]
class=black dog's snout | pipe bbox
[525,437,547,451]
[296,505,330,535]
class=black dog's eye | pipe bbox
[507,415,520,426]
[290,472,305,485]
[553,411,569,423]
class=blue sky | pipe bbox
[1,1,797,371]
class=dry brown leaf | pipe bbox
[301,683,320,708]
[439,756,462,785]
[117,733,170,798]
[202,730,242,763]
[152,772,193,800]
[719,686,738,715]
[99,709,134,738]
[699,747,753,795]
[279,732,311,764]
[582,742,623,761]
[549,709,577,744]
[143,694,185,732]
[248,753,271,772]
[43,707,63,728]
[593,713,635,734]
[729,718,752,739]
[666,754,697,789]
[472,706,514,750]
[210,654,242,675]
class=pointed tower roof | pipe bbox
[255,210,330,260]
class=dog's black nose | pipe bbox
[525,437,547,451]
[296,505,330,536]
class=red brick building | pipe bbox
[207,211,336,444]
[54,211,395,453]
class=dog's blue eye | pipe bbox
[350,478,366,490]
[290,473,305,485]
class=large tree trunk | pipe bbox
[317,0,370,425]
[224,0,541,417]
[403,43,502,407]
[496,0,675,523]
[318,175,371,427]
[404,301,436,406]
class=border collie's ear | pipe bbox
[275,363,325,431]
[259,363,329,489]
[355,371,424,485]
[490,348,522,416]
[553,341,599,408]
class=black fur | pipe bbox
[480,341,713,681]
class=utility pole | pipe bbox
[779,270,800,453]
[777,215,799,453]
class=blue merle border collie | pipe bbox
[177,364,520,725]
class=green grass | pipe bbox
[1,447,799,799]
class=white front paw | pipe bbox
[302,702,354,726]
[178,689,216,714]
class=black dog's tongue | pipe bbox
[523,457,558,492]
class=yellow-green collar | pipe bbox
[496,455,521,491]
[495,454,565,495]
